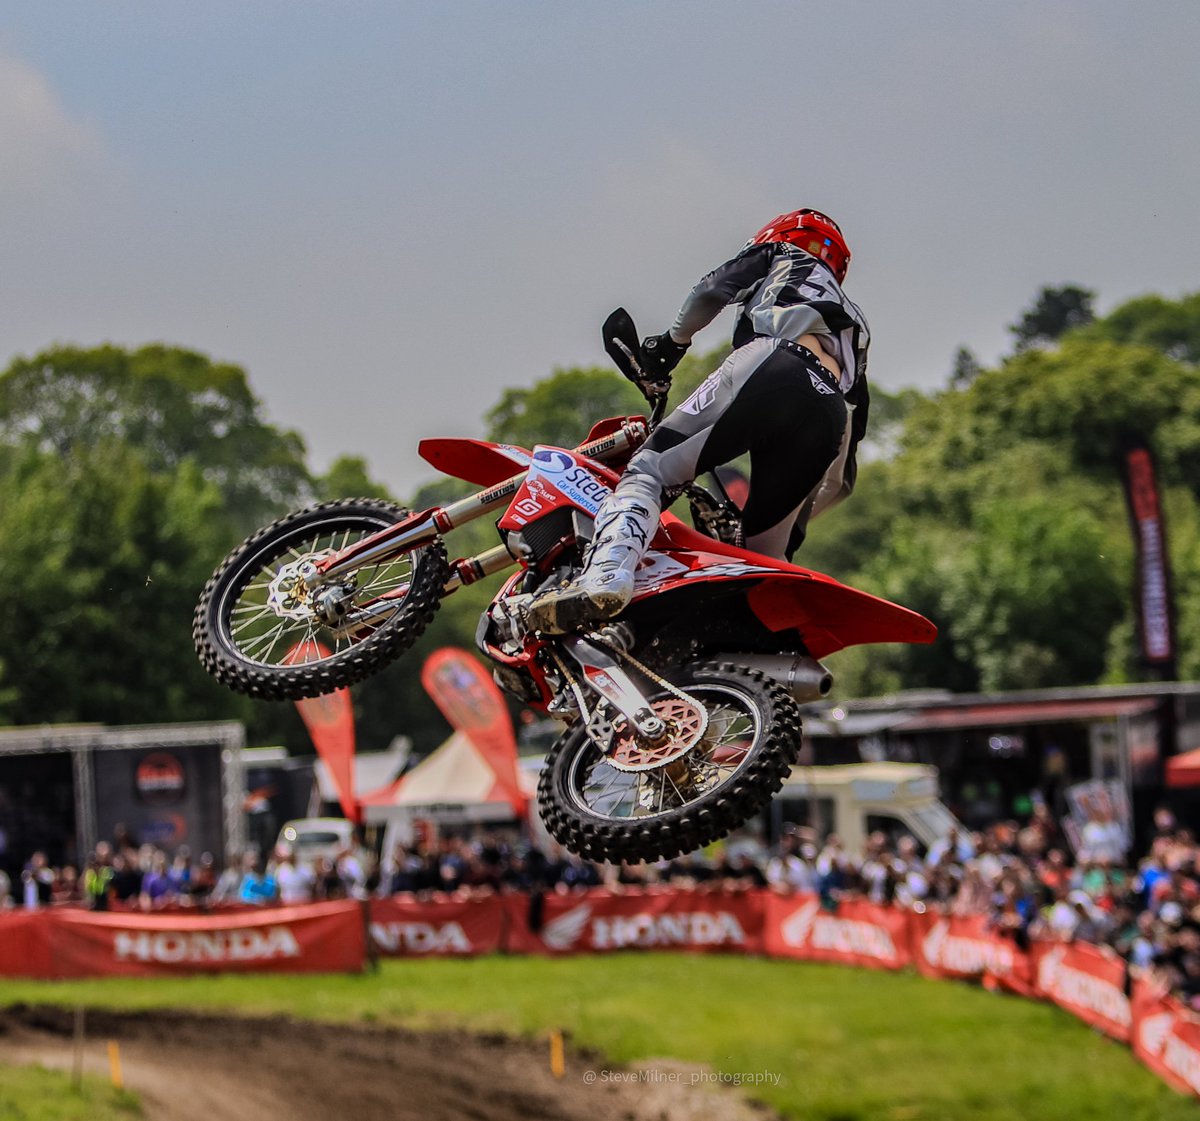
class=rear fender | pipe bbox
[630,515,936,659]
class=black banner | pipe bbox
[1119,441,1177,675]
[93,743,225,857]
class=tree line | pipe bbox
[0,288,1196,751]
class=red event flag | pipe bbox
[286,641,360,823]
[420,647,526,816]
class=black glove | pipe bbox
[637,332,689,392]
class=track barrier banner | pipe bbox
[1032,940,1132,1043]
[1132,979,1200,1095]
[1,900,365,978]
[368,896,505,957]
[907,910,1023,984]
[502,888,766,955]
[7,891,1200,1099]
[763,893,909,971]
[0,910,54,978]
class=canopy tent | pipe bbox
[1166,747,1200,789]
[358,732,530,826]
[312,738,411,807]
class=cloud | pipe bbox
[0,51,103,201]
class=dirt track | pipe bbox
[0,1005,780,1121]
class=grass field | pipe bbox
[1,954,1193,1121]
[0,1064,141,1121]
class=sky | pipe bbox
[2,2,1198,494]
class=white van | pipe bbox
[276,817,356,866]
[776,762,964,855]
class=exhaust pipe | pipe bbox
[723,654,834,703]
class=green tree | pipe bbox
[1009,285,1096,352]
[950,346,983,389]
[313,455,394,502]
[1075,291,1200,365]
[485,367,644,449]
[0,344,311,532]
[0,442,249,725]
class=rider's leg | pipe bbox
[526,338,844,632]
[525,338,781,634]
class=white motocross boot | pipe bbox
[525,475,660,635]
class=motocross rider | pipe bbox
[526,208,870,635]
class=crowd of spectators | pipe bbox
[4,805,1200,1007]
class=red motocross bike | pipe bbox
[194,310,936,864]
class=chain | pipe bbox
[586,633,708,731]
[546,644,592,725]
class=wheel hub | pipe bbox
[267,553,340,622]
[604,696,708,772]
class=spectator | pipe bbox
[139,852,178,910]
[275,847,315,906]
[21,852,54,909]
[110,853,143,905]
[238,853,277,905]
[83,857,114,911]
[767,833,818,894]
[211,853,244,903]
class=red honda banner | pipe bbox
[37,901,365,978]
[1033,940,1131,1042]
[0,911,54,977]
[764,893,910,971]
[368,895,505,957]
[907,910,1024,984]
[503,888,766,955]
[421,647,525,817]
[287,641,360,823]
[1132,978,1200,1097]
[1120,441,1177,671]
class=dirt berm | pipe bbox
[0,1004,781,1121]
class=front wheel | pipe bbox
[193,498,449,700]
[536,662,801,864]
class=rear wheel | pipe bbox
[536,662,801,864]
[193,498,449,700]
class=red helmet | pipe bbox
[749,209,851,283]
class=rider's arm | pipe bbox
[667,243,778,344]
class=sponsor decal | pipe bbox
[532,448,576,473]
[527,450,611,516]
[808,370,836,395]
[632,553,691,592]
[114,925,301,964]
[1037,946,1131,1028]
[681,562,774,581]
[679,372,721,415]
[369,921,472,955]
[921,920,1013,976]
[134,752,186,806]
[781,899,898,963]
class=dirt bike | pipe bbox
[193,310,936,864]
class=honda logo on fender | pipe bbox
[114,926,301,964]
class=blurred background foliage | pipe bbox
[1,286,1197,752]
